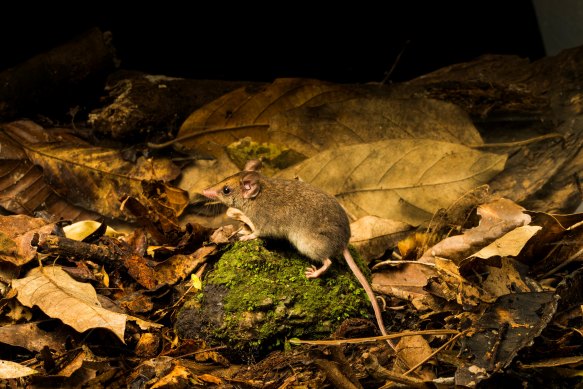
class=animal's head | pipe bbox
[202,160,263,207]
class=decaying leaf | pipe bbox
[350,216,412,261]
[277,140,507,225]
[24,141,183,220]
[0,215,55,266]
[12,266,126,342]
[456,292,559,386]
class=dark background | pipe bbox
[0,2,545,83]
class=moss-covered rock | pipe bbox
[175,239,371,358]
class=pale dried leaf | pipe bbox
[269,97,483,157]
[12,266,126,342]
[0,360,37,379]
[277,140,507,225]
[420,198,530,263]
[350,216,412,261]
[471,225,542,260]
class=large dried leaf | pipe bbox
[0,121,101,220]
[12,266,126,342]
[176,78,358,152]
[24,142,185,220]
[268,97,484,157]
[277,140,507,225]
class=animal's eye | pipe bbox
[222,185,232,195]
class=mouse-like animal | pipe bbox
[202,160,389,339]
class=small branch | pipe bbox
[289,329,459,346]
[147,124,270,149]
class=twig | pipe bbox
[403,330,465,376]
[147,124,270,149]
[289,329,459,345]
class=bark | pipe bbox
[88,71,264,141]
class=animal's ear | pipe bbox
[244,159,262,172]
[240,173,261,199]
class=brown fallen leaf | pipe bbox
[0,214,55,266]
[269,97,484,157]
[372,262,438,310]
[12,266,127,342]
[0,321,72,354]
[432,257,486,306]
[350,216,412,261]
[394,334,435,380]
[277,140,507,225]
[176,78,358,153]
[455,292,558,386]
[0,121,98,220]
[479,257,533,298]
[23,141,184,220]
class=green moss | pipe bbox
[201,239,371,354]
[226,137,307,173]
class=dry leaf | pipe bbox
[0,215,55,266]
[24,141,182,220]
[269,97,483,157]
[470,225,542,260]
[277,140,507,225]
[372,262,438,310]
[433,257,492,306]
[0,322,71,353]
[0,121,97,220]
[177,150,240,201]
[350,216,412,261]
[480,257,533,297]
[394,335,435,379]
[456,292,558,386]
[176,78,357,152]
[0,359,37,379]
[12,266,126,342]
[420,198,530,263]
